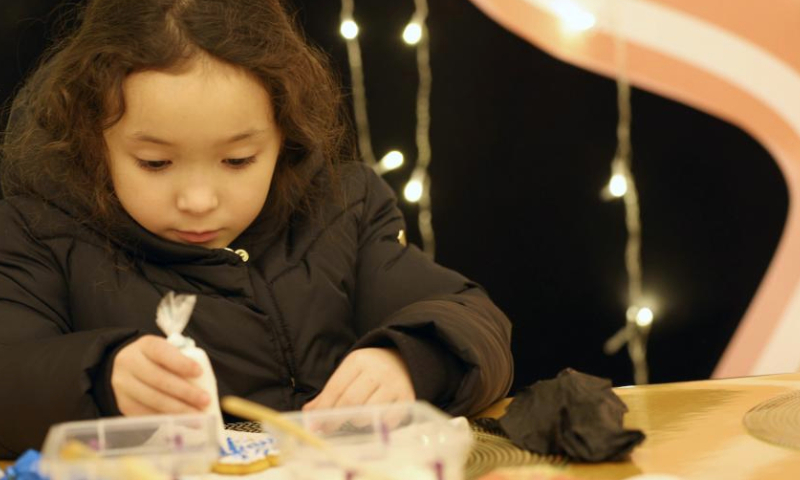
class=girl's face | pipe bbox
[104,55,282,249]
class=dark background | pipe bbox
[0,0,788,391]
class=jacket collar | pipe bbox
[113,204,287,267]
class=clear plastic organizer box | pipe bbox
[273,401,473,480]
[40,413,219,480]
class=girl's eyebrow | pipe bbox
[129,129,268,146]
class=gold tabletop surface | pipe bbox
[478,373,800,479]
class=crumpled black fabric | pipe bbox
[495,368,645,462]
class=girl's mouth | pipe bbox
[175,230,220,244]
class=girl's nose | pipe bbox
[176,185,220,215]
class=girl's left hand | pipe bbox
[303,347,415,411]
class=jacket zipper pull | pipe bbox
[224,248,250,262]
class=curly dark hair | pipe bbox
[1,0,350,243]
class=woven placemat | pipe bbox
[465,420,564,479]
[226,421,265,433]
[226,420,564,479]
[743,390,800,449]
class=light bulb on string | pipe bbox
[636,307,654,327]
[404,179,424,203]
[601,157,629,200]
[340,19,359,40]
[373,150,405,175]
[600,172,629,200]
[403,22,423,45]
[626,305,655,327]
[550,0,596,33]
[609,173,628,197]
[382,150,404,170]
[404,169,427,203]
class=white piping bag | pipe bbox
[155,291,227,448]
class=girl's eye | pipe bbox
[223,156,256,168]
[136,159,171,171]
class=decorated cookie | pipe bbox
[212,430,280,475]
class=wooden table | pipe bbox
[479,372,800,479]
[4,374,799,478]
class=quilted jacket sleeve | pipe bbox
[350,166,514,416]
[0,201,137,459]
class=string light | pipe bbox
[608,172,628,197]
[403,21,423,45]
[404,173,425,203]
[382,150,405,169]
[339,0,376,166]
[635,307,654,327]
[530,0,597,34]
[340,19,359,40]
[373,150,405,175]
[338,0,436,256]
[552,0,596,32]
[408,0,435,257]
[600,5,653,385]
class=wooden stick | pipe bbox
[221,396,328,449]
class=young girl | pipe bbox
[0,0,513,458]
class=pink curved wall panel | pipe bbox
[468,0,800,377]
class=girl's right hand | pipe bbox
[111,335,210,415]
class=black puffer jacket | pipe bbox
[0,162,513,458]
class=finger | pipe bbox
[321,371,381,433]
[333,373,379,409]
[317,375,379,429]
[309,362,362,411]
[364,385,398,406]
[133,352,210,409]
[140,337,202,378]
[117,395,160,417]
[335,384,397,428]
[365,388,409,429]
[122,374,201,414]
